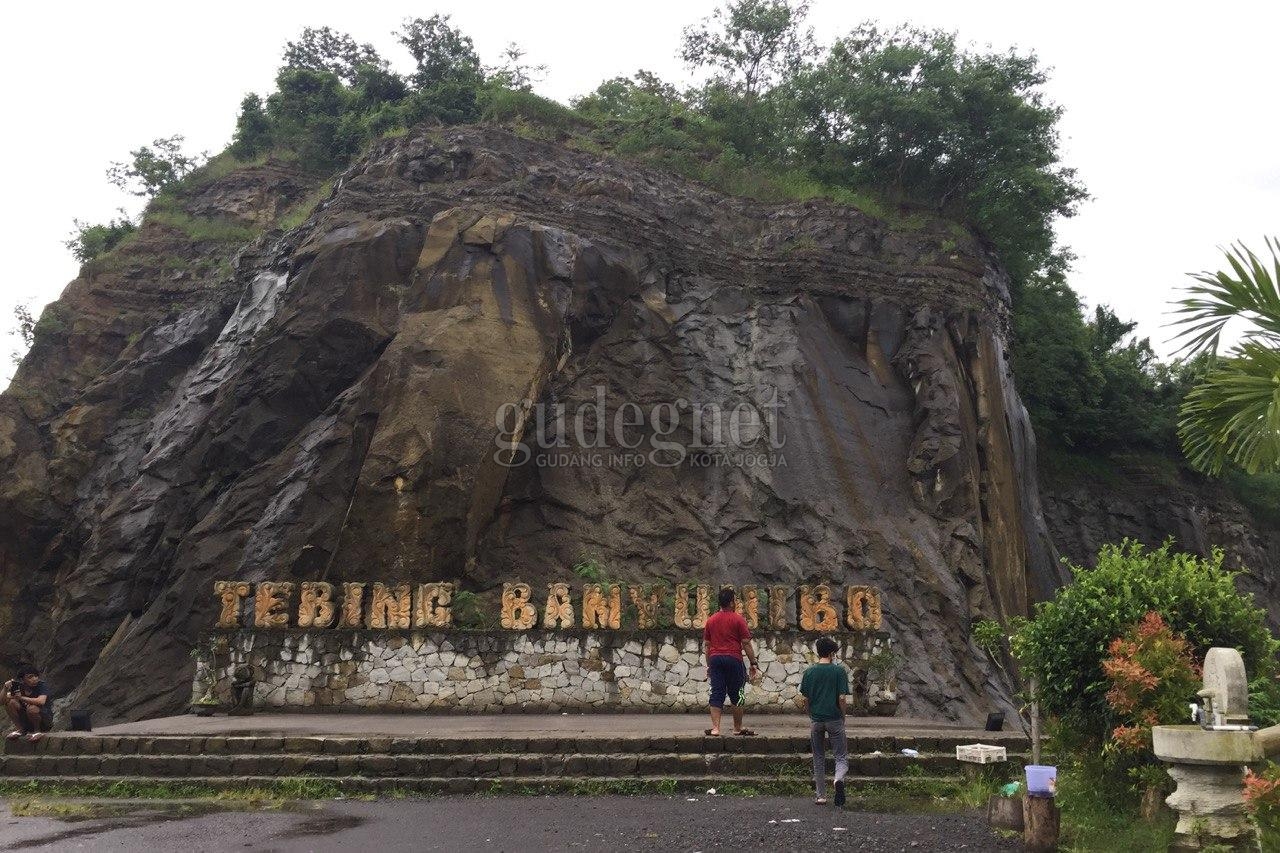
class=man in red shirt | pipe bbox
[703,587,760,736]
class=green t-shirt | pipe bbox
[800,662,849,722]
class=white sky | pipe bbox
[3,0,1278,388]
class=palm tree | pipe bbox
[1170,237,1280,475]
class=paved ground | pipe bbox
[79,713,1012,741]
[0,795,1017,852]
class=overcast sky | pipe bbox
[3,0,1277,387]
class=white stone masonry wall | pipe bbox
[204,630,889,713]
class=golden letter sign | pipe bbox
[213,580,883,633]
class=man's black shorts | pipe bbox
[708,655,747,708]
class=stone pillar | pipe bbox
[1165,764,1255,851]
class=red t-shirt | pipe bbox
[703,610,751,659]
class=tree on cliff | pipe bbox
[282,26,384,84]
[106,136,205,198]
[681,0,817,99]
[791,24,1086,286]
[1172,238,1280,475]
[397,15,482,88]
[8,303,35,366]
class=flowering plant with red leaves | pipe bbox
[1101,612,1200,754]
[1244,764,1280,840]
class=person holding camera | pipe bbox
[5,665,51,743]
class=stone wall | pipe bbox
[202,629,890,713]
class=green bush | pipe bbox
[1014,539,1276,737]
[230,93,273,159]
[64,214,136,262]
[1251,675,1280,728]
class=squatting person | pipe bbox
[5,665,51,743]
[703,587,759,737]
[800,636,850,805]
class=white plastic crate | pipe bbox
[956,743,1007,764]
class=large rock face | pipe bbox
[2,127,1073,723]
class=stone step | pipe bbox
[0,750,1025,779]
[0,774,979,796]
[5,731,1027,758]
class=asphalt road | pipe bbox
[0,795,1016,852]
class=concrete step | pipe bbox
[4,731,1027,758]
[0,774,983,797]
[0,750,1023,779]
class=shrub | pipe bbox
[106,136,205,198]
[64,213,136,262]
[1251,675,1280,728]
[571,555,607,584]
[1244,763,1280,846]
[1013,539,1276,737]
[266,68,358,169]
[1102,612,1200,753]
[230,93,273,159]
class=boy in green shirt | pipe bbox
[799,636,850,805]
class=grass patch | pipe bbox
[482,88,583,135]
[1055,753,1176,852]
[0,778,365,802]
[143,196,260,245]
[276,180,334,233]
[181,150,271,191]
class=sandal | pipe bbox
[733,728,757,736]
[5,731,21,741]
[25,732,42,743]
[703,728,721,736]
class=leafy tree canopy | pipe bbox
[106,136,205,198]
[282,26,385,84]
[395,15,483,90]
[681,0,817,97]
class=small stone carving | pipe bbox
[799,584,839,632]
[672,584,711,629]
[845,586,883,631]
[543,582,574,628]
[673,583,694,629]
[693,584,710,629]
[736,586,760,629]
[415,582,453,628]
[254,582,295,628]
[501,582,537,630]
[214,581,251,628]
[228,664,256,716]
[582,583,621,629]
[297,582,336,628]
[628,584,665,629]
[768,586,789,629]
[339,582,365,628]
[369,583,412,629]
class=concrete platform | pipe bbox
[0,714,1028,794]
[79,712,1017,741]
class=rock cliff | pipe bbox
[0,125,1099,723]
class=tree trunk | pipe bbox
[1023,795,1060,852]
